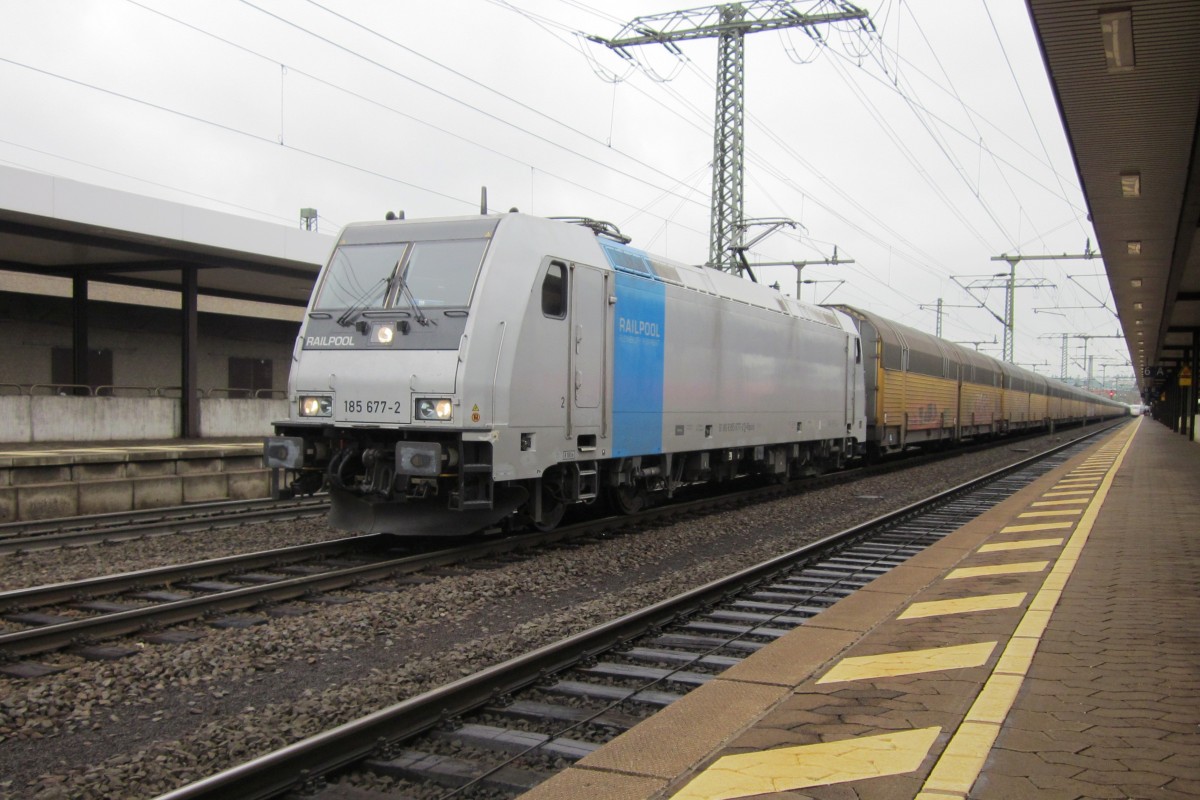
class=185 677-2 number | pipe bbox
[343,399,402,414]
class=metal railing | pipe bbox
[6,384,287,398]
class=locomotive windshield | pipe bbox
[313,237,489,314]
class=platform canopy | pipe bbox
[0,164,333,307]
[0,164,336,437]
[1027,0,1200,390]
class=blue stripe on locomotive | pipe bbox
[612,270,665,457]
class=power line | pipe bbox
[980,1,1089,242]
[587,1,872,271]
[285,0,712,214]
[120,0,715,233]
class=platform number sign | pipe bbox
[1143,365,1175,385]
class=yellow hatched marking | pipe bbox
[670,727,942,800]
[1041,490,1094,498]
[946,561,1049,580]
[898,593,1026,620]
[999,521,1074,533]
[919,420,1139,797]
[817,642,995,685]
[1054,480,1099,486]
[1018,509,1082,518]
[978,538,1063,553]
[1031,499,1088,507]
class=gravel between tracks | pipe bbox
[0,427,1112,799]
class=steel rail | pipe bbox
[0,496,330,555]
[0,421,1123,556]
[151,421,1125,800]
[0,535,383,614]
[1,420,1126,661]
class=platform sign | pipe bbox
[1180,365,1193,387]
[1143,365,1175,387]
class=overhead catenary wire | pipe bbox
[119,0,714,234]
[0,1,1123,374]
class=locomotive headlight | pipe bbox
[299,395,333,417]
[415,397,453,421]
[372,324,394,345]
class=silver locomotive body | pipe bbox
[265,213,866,535]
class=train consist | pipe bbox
[264,213,1126,535]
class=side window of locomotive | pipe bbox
[542,261,567,319]
[854,338,861,364]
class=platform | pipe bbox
[523,417,1200,800]
[0,438,269,522]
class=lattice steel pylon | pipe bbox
[588,1,869,271]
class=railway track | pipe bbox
[2,421,1117,558]
[0,495,330,555]
[150,425,1115,800]
[0,421,1124,671]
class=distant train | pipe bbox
[264,213,1127,535]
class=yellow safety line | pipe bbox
[917,420,1138,798]
[667,424,1137,800]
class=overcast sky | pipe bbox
[0,0,1133,383]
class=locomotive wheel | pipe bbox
[610,483,647,515]
[533,494,566,531]
[529,473,566,532]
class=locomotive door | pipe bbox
[568,264,608,438]
[847,335,859,434]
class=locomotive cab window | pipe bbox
[542,261,567,319]
[313,237,489,313]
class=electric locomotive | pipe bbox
[264,213,866,535]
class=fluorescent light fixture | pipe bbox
[1130,277,1143,288]
[1134,302,1144,311]
[1127,240,1142,254]
[1135,319,1143,326]
[1121,172,1141,197]
[1100,10,1135,72]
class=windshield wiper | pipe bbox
[397,273,435,328]
[335,276,386,331]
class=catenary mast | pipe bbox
[589,1,869,272]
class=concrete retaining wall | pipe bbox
[0,396,288,443]
[199,398,289,438]
[0,446,271,522]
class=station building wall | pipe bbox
[0,292,298,395]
